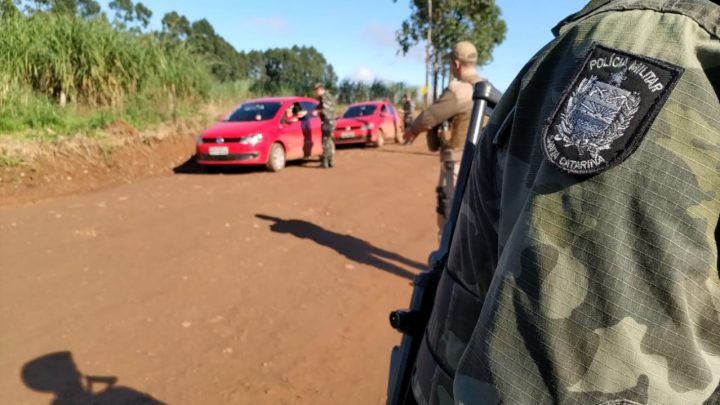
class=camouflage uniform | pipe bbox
[411,1,720,404]
[317,90,337,167]
[410,71,484,231]
[403,98,415,130]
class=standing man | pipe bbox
[313,83,337,169]
[410,1,720,404]
[404,41,485,231]
[401,93,414,144]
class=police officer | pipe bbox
[313,83,337,168]
[410,1,720,404]
[401,93,414,143]
[404,41,485,232]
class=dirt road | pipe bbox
[0,141,439,404]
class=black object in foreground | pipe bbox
[386,81,502,405]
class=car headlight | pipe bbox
[239,133,263,146]
[196,136,205,145]
[361,123,374,130]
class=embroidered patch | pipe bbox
[542,43,683,175]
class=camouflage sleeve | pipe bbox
[425,2,720,405]
[321,93,337,122]
[409,88,459,135]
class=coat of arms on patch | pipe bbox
[542,43,683,175]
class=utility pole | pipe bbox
[424,0,432,108]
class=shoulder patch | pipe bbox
[541,43,683,175]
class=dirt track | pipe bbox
[0,141,439,404]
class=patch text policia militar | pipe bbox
[541,43,683,175]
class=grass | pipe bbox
[0,11,214,142]
[0,12,284,167]
[0,153,23,167]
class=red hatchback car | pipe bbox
[196,97,323,172]
[333,100,400,147]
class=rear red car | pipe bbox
[333,100,400,147]
[196,97,323,172]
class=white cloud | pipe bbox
[361,21,427,65]
[363,23,396,48]
[247,16,291,35]
[350,66,376,83]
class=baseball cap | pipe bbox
[447,41,478,64]
[313,83,324,90]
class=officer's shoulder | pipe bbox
[447,79,474,99]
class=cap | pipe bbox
[447,41,478,64]
[313,83,324,90]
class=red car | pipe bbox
[333,100,400,147]
[196,97,323,172]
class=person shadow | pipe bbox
[22,351,166,405]
[255,214,425,280]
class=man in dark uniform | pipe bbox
[401,93,414,143]
[313,83,337,169]
[404,41,485,233]
[410,1,720,404]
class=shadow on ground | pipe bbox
[256,214,425,280]
[173,155,322,175]
[376,147,436,157]
[22,351,166,405]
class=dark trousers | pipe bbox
[321,122,335,164]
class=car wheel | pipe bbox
[375,129,385,148]
[266,143,286,172]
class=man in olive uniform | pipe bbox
[410,1,720,404]
[401,93,414,143]
[313,83,337,168]
[404,41,485,232]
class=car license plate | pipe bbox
[209,146,229,156]
[341,132,355,139]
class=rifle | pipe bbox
[386,81,503,405]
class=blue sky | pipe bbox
[111,0,589,92]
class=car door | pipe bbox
[300,101,322,157]
[278,102,304,159]
[386,103,399,139]
[379,103,393,140]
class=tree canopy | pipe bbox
[394,0,506,98]
[395,0,506,66]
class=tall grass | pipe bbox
[0,11,212,138]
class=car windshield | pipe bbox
[225,102,282,122]
[342,105,377,118]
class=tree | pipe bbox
[160,11,191,41]
[251,46,337,96]
[23,0,101,18]
[395,0,506,97]
[109,0,151,30]
[1,0,20,19]
[186,18,245,81]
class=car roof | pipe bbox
[246,96,317,104]
[348,100,386,107]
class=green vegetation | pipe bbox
[0,0,417,151]
[0,0,211,140]
[394,0,506,94]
